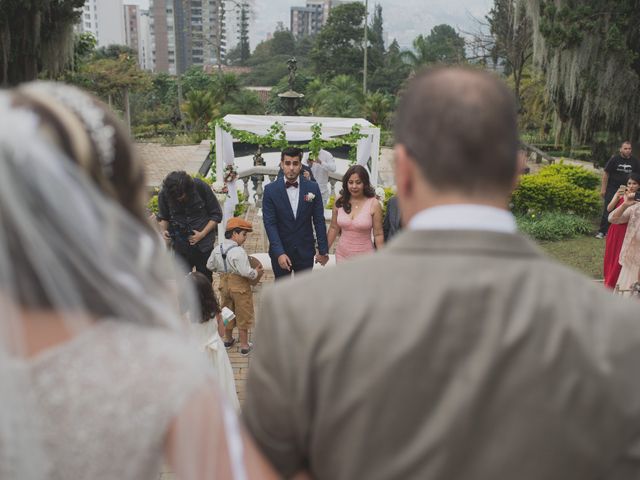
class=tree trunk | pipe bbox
[123,87,131,134]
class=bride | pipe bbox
[0,83,276,479]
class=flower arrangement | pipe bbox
[375,186,386,207]
[304,192,316,202]
[223,164,238,183]
[211,181,229,204]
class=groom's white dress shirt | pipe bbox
[284,175,300,219]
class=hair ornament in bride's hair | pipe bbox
[0,94,42,153]
[21,82,117,177]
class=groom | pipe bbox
[263,147,329,278]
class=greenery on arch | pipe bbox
[211,119,367,164]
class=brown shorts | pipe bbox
[219,273,254,330]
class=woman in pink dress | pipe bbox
[603,173,640,288]
[327,165,384,262]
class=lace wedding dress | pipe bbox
[8,320,244,480]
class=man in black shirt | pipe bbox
[596,141,638,238]
[157,171,222,280]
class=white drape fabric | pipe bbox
[215,115,381,186]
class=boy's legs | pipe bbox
[232,290,255,352]
[219,279,236,346]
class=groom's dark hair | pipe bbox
[281,146,303,161]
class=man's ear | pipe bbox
[394,144,414,200]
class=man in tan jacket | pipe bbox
[244,67,640,479]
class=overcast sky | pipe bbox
[130,0,492,50]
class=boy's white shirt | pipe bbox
[207,238,257,280]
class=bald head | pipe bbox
[395,67,519,198]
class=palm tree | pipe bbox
[182,90,216,131]
[211,73,241,105]
[314,75,364,117]
[223,90,264,115]
[328,75,364,103]
[401,35,432,70]
[316,91,362,118]
[303,78,325,115]
[364,91,393,127]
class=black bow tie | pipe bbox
[286,181,299,189]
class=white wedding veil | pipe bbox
[0,84,253,479]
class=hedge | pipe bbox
[512,163,600,218]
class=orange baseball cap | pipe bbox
[226,217,253,232]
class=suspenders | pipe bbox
[220,244,239,273]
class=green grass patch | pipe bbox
[516,212,593,241]
[537,236,604,279]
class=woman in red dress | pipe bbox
[603,173,640,288]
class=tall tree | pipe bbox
[423,24,466,64]
[524,0,640,144]
[402,24,466,70]
[368,4,385,73]
[0,0,85,85]
[238,3,251,65]
[369,39,410,94]
[487,0,533,108]
[75,53,151,130]
[271,29,296,56]
[311,2,366,79]
[401,34,432,69]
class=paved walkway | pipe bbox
[220,205,274,406]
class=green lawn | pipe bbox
[538,235,605,279]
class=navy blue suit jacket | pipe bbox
[262,176,328,262]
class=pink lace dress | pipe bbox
[615,203,640,289]
[335,197,376,262]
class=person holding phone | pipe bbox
[607,175,640,290]
[596,141,639,239]
[603,173,640,288]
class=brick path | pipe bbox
[218,205,274,406]
[159,206,271,479]
[137,141,212,188]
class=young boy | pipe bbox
[207,217,263,355]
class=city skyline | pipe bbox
[129,0,492,50]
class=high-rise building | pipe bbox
[138,10,154,71]
[290,0,331,40]
[124,4,140,52]
[150,0,225,75]
[77,0,126,47]
[224,0,254,53]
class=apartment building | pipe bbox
[150,0,226,74]
[77,0,126,47]
[290,0,331,39]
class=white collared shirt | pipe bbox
[284,175,300,219]
[408,204,517,233]
[207,239,257,280]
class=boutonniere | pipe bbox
[304,192,316,202]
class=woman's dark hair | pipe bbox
[184,272,220,323]
[628,172,640,183]
[335,165,375,214]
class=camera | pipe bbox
[634,191,640,202]
[168,221,194,242]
